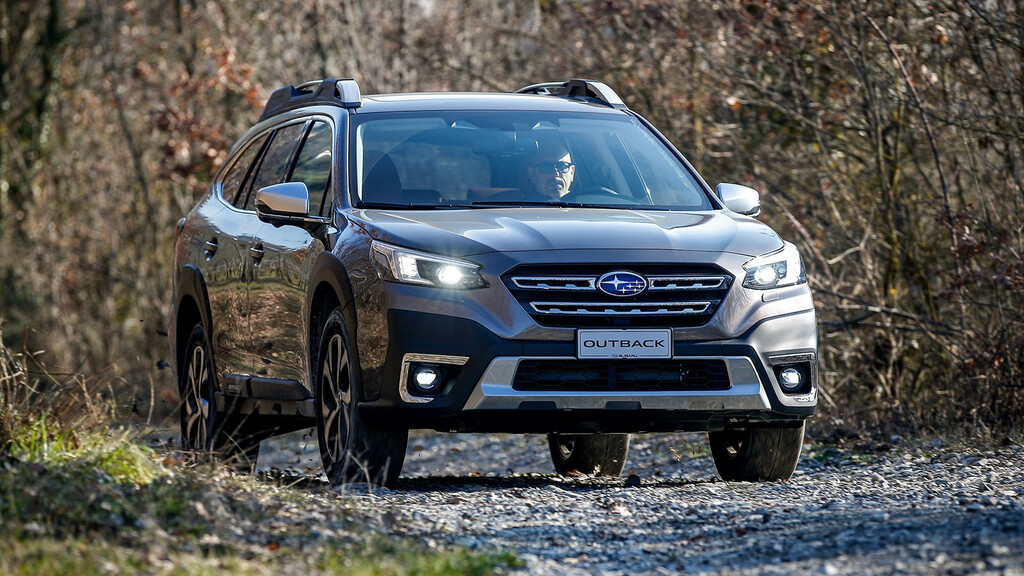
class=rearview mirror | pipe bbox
[716,183,761,217]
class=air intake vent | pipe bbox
[512,359,731,392]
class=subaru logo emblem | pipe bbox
[597,271,647,297]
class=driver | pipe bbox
[527,140,576,199]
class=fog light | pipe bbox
[779,367,804,391]
[412,365,442,393]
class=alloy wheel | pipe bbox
[319,332,352,466]
[181,333,212,451]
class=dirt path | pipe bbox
[258,431,1024,575]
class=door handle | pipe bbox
[250,243,264,266]
[203,238,218,261]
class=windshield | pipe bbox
[350,110,712,210]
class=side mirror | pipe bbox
[256,182,309,218]
[255,182,329,228]
[716,183,761,217]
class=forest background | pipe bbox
[1,0,1022,438]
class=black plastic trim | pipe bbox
[259,79,362,122]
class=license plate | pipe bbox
[577,329,672,359]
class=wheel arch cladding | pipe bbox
[308,252,362,394]
[173,265,213,377]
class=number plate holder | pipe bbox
[576,329,672,359]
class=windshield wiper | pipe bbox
[357,201,409,209]
[357,202,466,209]
[470,200,670,210]
[558,202,671,210]
[470,200,569,207]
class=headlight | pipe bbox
[742,242,806,290]
[370,241,486,289]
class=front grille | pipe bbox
[505,264,733,327]
[512,359,731,392]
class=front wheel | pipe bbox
[548,433,630,477]
[315,309,407,486]
[708,422,805,482]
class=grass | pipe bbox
[1,537,519,576]
[0,422,518,575]
[0,335,518,575]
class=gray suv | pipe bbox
[169,78,817,486]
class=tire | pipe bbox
[548,433,631,477]
[709,422,805,482]
[179,323,264,471]
[180,324,218,454]
[315,309,408,487]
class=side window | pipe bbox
[289,121,333,217]
[221,133,268,206]
[241,122,307,211]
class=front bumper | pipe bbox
[359,306,817,433]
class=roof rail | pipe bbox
[515,78,626,109]
[259,78,362,122]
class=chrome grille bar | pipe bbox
[530,301,712,316]
[511,276,595,290]
[647,275,729,290]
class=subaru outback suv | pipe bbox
[169,78,817,486]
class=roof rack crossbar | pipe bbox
[259,78,362,122]
[515,78,626,109]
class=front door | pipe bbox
[249,119,335,385]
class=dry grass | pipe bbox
[0,327,119,454]
[0,332,517,575]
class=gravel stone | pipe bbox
[259,431,1024,575]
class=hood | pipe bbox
[354,208,784,258]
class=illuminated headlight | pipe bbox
[742,242,806,290]
[435,265,464,286]
[371,241,486,289]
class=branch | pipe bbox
[813,287,963,332]
[866,17,967,334]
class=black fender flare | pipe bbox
[171,264,216,384]
[307,251,357,327]
[306,251,362,394]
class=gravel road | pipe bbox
[258,431,1024,575]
